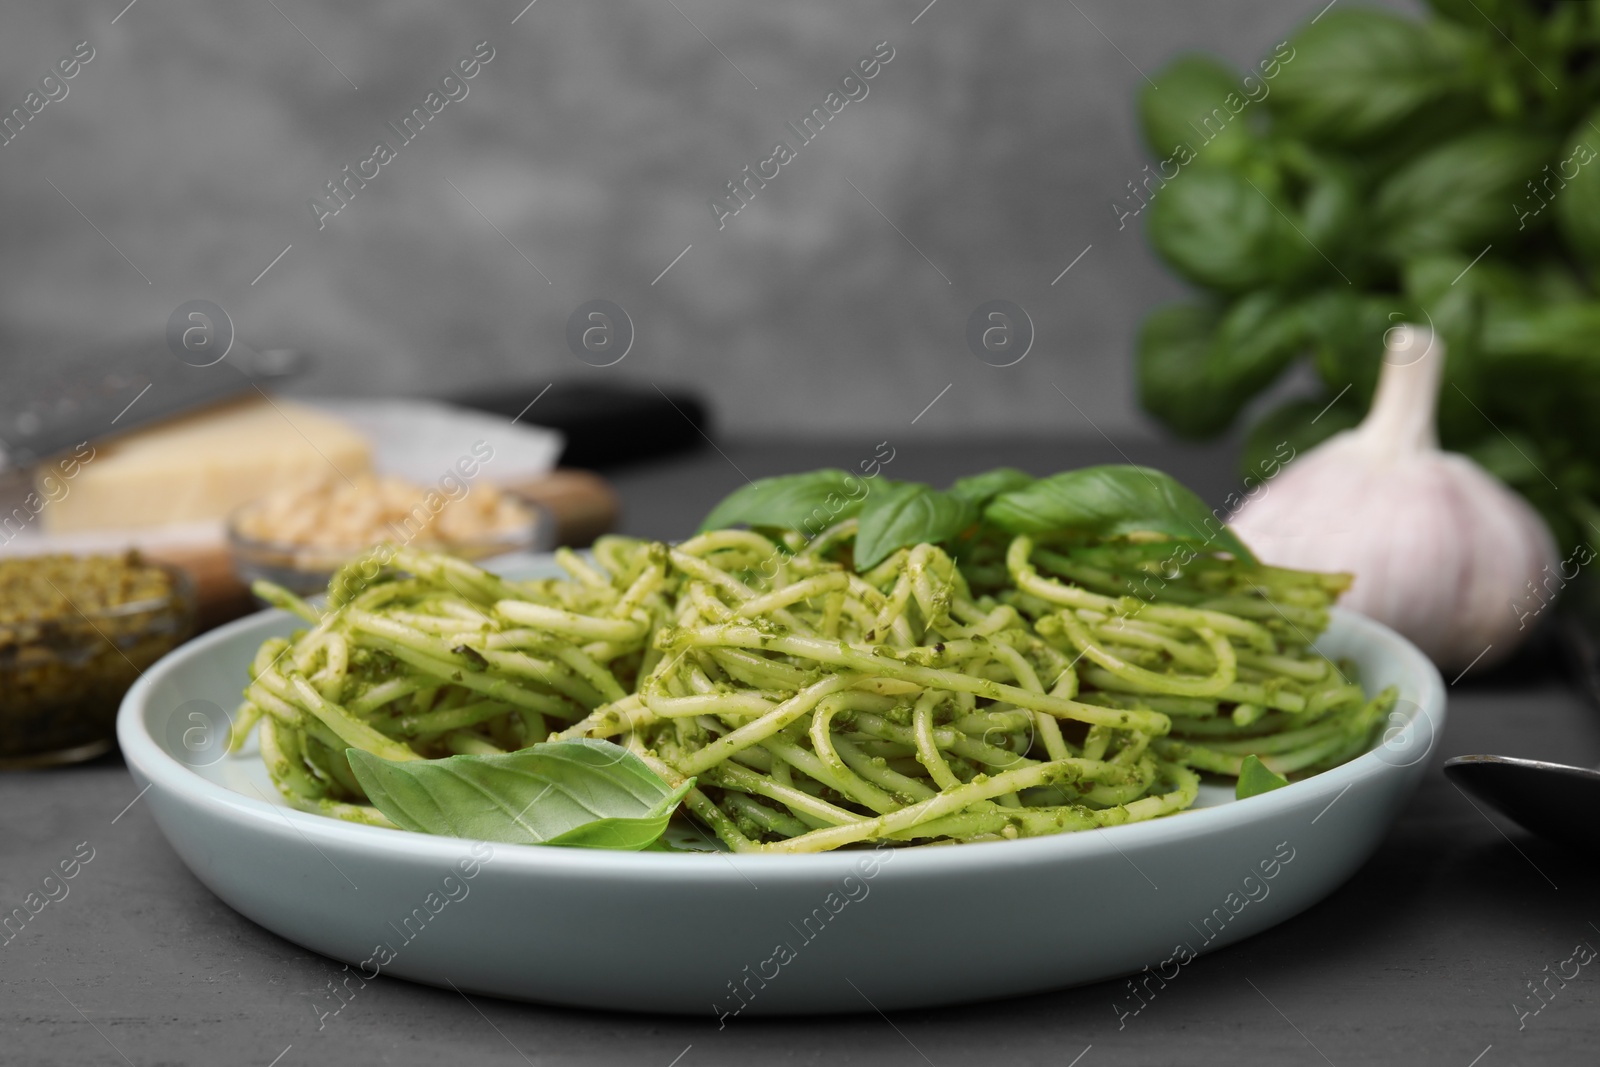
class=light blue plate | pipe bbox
[117,562,1444,1016]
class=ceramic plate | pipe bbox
[117,562,1444,1016]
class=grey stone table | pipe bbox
[5,440,1598,1066]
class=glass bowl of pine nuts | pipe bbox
[227,474,548,597]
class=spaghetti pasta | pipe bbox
[238,524,1393,853]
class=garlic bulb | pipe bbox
[1229,325,1559,673]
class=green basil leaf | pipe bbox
[1301,291,1413,413]
[346,739,693,850]
[855,482,978,569]
[1214,291,1314,386]
[1138,295,1309,439]
[698,469,867,535]
[948,468,1034,509]
[1268,10,1483,146]
[1402,253,1498,312]
[1395,255,1510,447]
[1139,55,1255,169]
[1423,0,1538,31]
[1147,167,1319,293]
[1478,298,1600,480]
[984,465,1257,563]
[1137,302,1227,437]
[1373,129,1555,257]
[1483,301,1600,362]
[1554,110,1600,266]
[1399,256,1594,436]
[1236,754,1289,799]
[542,787,695,850]
[1287,152,1362,260]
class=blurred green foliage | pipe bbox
[1135,1,1600,550]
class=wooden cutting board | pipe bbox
[136,470,618,631]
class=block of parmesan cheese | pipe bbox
[40,397,373,531]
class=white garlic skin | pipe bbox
[1229,326,1560,673]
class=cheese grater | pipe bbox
[0,337,308,468]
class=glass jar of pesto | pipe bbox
[1,553,195,768]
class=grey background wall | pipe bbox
[0,0,1410,440]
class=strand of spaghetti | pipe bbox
[260,716,327,805]
[1049,610,1238,698]
[642,692,782,719]
[227,701,264,753]
[669,548,757,601]
[796,518,859,559]
[659,624,1170,734]
[676,528,782,555]
[610,561,665,619]
[669,673,861,778]
[491,601,647,643]
[738,571,850,617]
[1006,536,1273,646]
[444,730,504,756]
[1083,615,1215,673]
[354,634,573,716]
[912,690,962,791]
[627,742,757,854]
[383,699,520,739]
[473,647,608,707]
[708,647,810,689]
[554,546,610,588]
[348,676,425,715]
[243,677,305,726]
[388,547,514,605]
[251,581,321,624]
[549,696,657,741]
[721,791,813,838]
[703,761,866,827]
[759,756,1099,854]
[834,737,938,803]
[807,693,892,805]
[286,672,421,762]
[757,736,903,816]
[1095,670,1307,714]
[886,764,1199,841]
